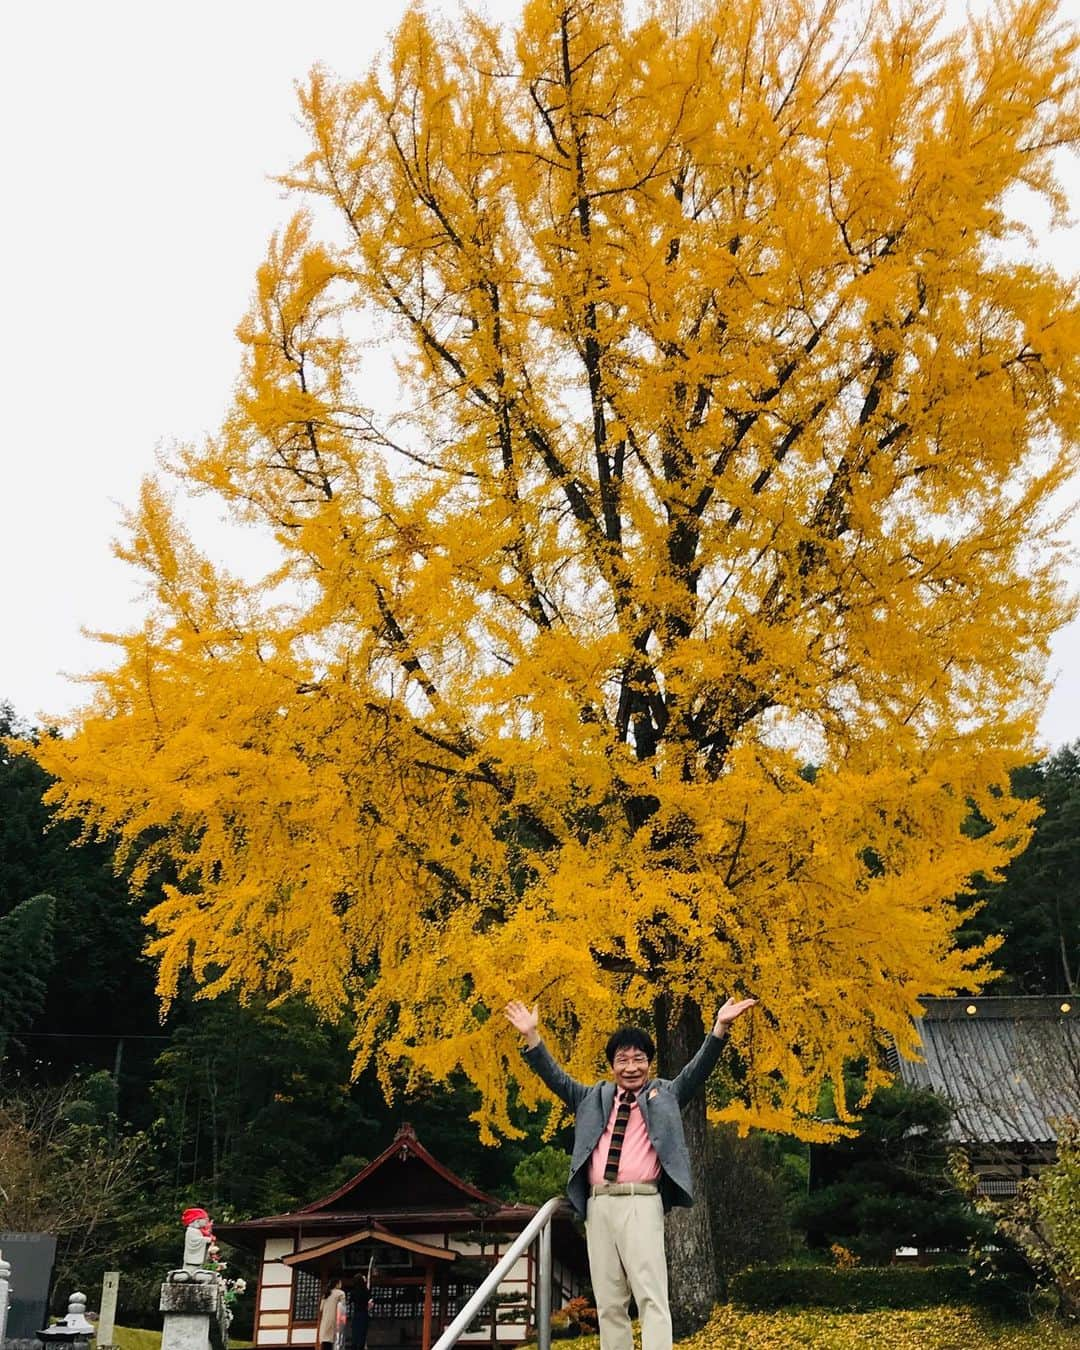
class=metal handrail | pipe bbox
[431,1195,562,1350]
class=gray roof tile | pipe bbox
[895,997,1080,1144]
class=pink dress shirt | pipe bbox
[588,1089,662,1185]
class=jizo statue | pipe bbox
[181,1208,215,1273]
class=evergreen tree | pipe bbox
[512,1145,572,1208]
[962,743,1080,994]
[0,702,159,1092]
[150,991,379,1214]
[0,892,56,1061]
[795,1081,987,1263]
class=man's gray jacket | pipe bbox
[522,1033,725,1218]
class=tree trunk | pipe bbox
[653,994,718,1336]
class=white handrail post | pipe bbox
[536,1221,552,1350]
[431,1197,562,1350]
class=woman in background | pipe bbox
[318,1277,346,1350]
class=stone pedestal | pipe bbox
[160,1274,222,1350]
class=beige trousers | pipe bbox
[585,1192,672,1350]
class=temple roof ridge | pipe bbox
[297,1121,501,1215]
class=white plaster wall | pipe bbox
[259,1287,292,1312]
[498,1257,528,1283]
[254,1331,288,1346]
[260,1262,293,1287]
[291,1329,317,1343]
[264,1238,294,1261]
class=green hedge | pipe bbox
[729,1262,974,1311]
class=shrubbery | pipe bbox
[728,1261,973,1311]
[705,1123,797,1292]
[956,1122,1080,1320]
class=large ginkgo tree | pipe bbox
[28,0,1080,1320]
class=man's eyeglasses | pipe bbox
[612,1054,650,1067]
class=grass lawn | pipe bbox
[113,1329,165,1350]
[114,1328,252,1350]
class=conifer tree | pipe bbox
[963,743,1080,993]
[0,893,57,1061]
[1,702,159,1077]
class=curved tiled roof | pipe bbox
[895,996,1079,1145]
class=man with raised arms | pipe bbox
[504,997,756,1350]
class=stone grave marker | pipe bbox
[0,1232,57,1342]
[97,1273,120,1350]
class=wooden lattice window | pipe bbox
[444,1279,490,1331]
[370,1285,425,1320]
[292,1269,321,1323]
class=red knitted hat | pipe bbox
[182,1207,210,1226]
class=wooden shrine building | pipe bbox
[218,1125,586,1350]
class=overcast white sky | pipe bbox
[1,0,1077,749]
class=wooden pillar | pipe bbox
[421,1264,434,1350]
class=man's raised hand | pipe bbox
[504,1000,541,1048]
[713,996,757,1038]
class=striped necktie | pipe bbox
[604,1090,636,1182]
